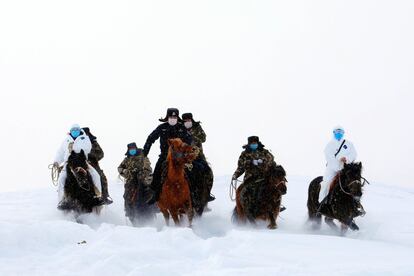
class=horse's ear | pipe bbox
[357,162,362,170]
[167,139,172,146]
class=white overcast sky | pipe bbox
[0,0,413,192]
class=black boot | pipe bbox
[208,194,216,202]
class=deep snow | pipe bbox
[1,176,413,276]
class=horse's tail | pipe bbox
[307,176,323,220]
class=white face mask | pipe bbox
[168,118,178,126]
[184,121,193,129]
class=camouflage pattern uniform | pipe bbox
[187,123,207,160]
[83,128,110,199]
[233,148,275,182]
[118,153,153,185]
[233,146,276,218]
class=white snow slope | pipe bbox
[1,176,413,276]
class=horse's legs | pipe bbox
[171,210,180,226]
[325,217,339,230]
[161,209,170,226]
[340,223,348,236]
[267,212,277,230]
[186,200,194,227]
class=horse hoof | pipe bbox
[267,224,277,230]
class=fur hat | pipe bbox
[243,136,265,149]
[82,127,96,142]
[125,142,142,155]
[182,113,200,125]
[159,108,182,122]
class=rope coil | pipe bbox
[48,163,62,187]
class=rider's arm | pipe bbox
[233,153,247,179]
[118,158,127,176]
[198,125,207,143]
[325,142,341,171]
[143,126,161,156]
[89,140,104,161]
[342,141,357,164]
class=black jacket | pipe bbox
[143,122,192,157]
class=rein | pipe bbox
[70,166,91,192]
[338,175,362,197]
[230,178,242,201]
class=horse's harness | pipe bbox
[338,174,370,198]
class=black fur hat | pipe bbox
[159,108,182,122]
[182,113,201,125]
[125,142,142,156]
[243,136,265,149]
[82,127,96,142]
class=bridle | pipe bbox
[70,166,91,191]
[338,174,369,198]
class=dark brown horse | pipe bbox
[232,164,287,229]
[158,138,198,227]
[63,150,103,216]
[307,162,366,233]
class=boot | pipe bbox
[208,194,216,202]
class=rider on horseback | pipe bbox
[143,108,193,204]
[53,124,103,209]
[82,127,112,205]
[318,126,365,217]
[232,136,275,183]
[118,143,153,185]
[182,112,215,202]
[232,136,277,216]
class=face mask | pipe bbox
[129,149,137,156]
[334,132,344,141]
[184,121,193,129]
[249,143,259,151]
[70,129,81,138]
[168,118,178,126]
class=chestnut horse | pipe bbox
[232,164,287,229]
[158,138,198,226]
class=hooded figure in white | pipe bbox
[53,124,102,202]
[319,126,357,202]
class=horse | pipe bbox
[157,138,199,227]
[307,162,366,233]
[62,150,103,216]
[123,170,156,226]
[232,164,288,229]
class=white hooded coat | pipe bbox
[54,132,101,201]
[319,138,357,201]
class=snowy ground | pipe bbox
[1,176,413,276]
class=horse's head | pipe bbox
[67,150,90,189]
[167,138,198,165]
[341,162,364,200]
[267,164,288,195]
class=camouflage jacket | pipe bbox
[88,140,104,166]
[118,155,152,185]
[233,148,275,182]
[187,124,207,159]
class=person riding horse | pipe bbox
[53,124,104,210]
[232,136,278,216]
[82,127,112,205]
[143,108,193,204]
[182,112,215,203]
[318,126,364,216]
[118,142,154,223]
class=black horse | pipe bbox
[233,164,288,229]
[187,158,214,216]
[123,171,156,226]
[307,162,366,233]
[62,150,103,215]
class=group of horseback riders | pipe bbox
[52,108,366,230]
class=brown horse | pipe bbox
[233,164,287,229]
[158,138,198,227]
